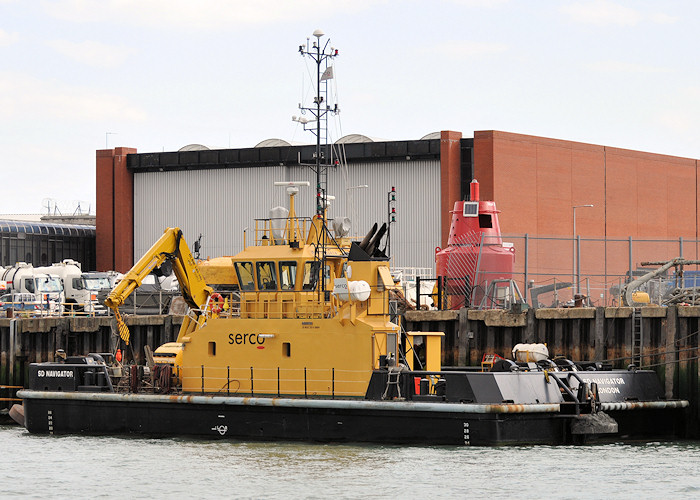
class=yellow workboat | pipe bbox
[15,182,688,445]
[115,181,408,398]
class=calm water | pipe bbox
[1,425,699,499]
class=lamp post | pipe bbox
[573,204,594,294]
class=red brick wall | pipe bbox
[95,147,136,272]
[440,131,462,248]
[472,131,700,289]
[96,149,115,271]
[473,131,495,201]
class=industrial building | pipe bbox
[96,130,700,302]
[0,219,96,269]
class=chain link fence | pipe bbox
[501,234,700,307]
[400,235,700,309]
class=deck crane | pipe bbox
[104,228,212,343]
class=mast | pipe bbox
[296,29,339,218]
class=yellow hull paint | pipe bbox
[180,316,395,397]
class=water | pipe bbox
[1,425,699,499]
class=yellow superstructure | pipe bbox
[107,186,401,398]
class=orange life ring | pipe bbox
[208,293,224,314]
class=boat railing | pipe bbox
[180,365,369,398]
[199,290,333,320]
[253,217,312,246]
[201,286,396,320]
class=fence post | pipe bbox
[628,236,633,280]
[524,233,529,301]
[576,234,581,294]
[586,278,591,306]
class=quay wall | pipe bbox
[0,315,182,414]
[2,308,698,436]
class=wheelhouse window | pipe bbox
[279,261,297,290]
[256,261,277,290]
[302,261,321,291]
[234,262,255,291]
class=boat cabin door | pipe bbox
[404,331,444,372]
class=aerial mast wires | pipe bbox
[295,29,339,218]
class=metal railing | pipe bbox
[252,216,312,247]
[1,301,103,318]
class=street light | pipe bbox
[573,204,594,294]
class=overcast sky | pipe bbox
[1,0,698,214]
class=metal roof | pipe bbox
[127,138,449,173]
[0,220,95,237]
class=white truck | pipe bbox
[1,263,65,313]
[34,260,113,314]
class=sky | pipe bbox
[1,0,699,214]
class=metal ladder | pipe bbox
[382,367,402,400]
[632,308,643,367]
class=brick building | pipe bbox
[96,131,700,303]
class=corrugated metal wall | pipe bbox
[133,159,440,269]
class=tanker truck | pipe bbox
[34,259,112,314]
[1,263,64,313]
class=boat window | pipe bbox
[234,262,255,291]
[302,261,321,291]
[256,261,277,290]
[279,261,297,290]
[24,278,35,293]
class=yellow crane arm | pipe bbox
[105,227,212,313]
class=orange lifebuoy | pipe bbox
[208,293,224,314]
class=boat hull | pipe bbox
[18,391,686,446]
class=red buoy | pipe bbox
[435,180,515,309]
[116,348,122,362]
